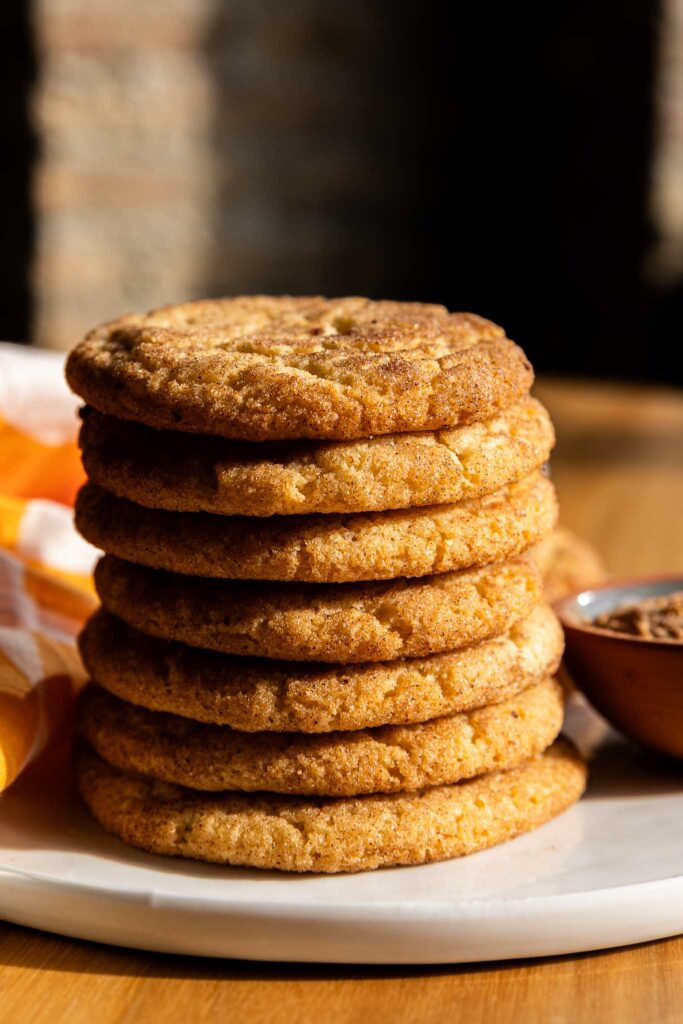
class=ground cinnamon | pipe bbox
[593,591,683,640]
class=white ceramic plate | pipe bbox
[1,700,683,964]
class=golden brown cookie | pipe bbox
[77,739,586,872]
[78,678,564,797]
[79,602,564,732]
[78,398,554,516]
[76,472,557,583]
[65,296,533,441]
[94,554,542,663]
[534,527,607,604]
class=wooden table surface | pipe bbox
[2,377,683,1024]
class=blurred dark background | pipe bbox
[2,1,682,384]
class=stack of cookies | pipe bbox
[67,296,586,874]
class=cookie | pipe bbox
[77,739,586,872]
[78,398,554,517]
[76,472,557,583]
[534,527,606,604]
[94,554,542,663]
[79,602,564,732]
[78,678,564,797]
[65,296,533,441]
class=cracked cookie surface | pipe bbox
[94,554,542,663]
[79,602,563,731]
[78,678,564,797]
[66,296,533,441]
[76,471,557,583]
[77,738,586,872]
[78,398,554,516]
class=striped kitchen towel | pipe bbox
[0,341,96,791]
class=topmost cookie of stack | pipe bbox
[65,296,532,442]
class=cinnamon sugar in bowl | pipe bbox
[555,577,683,758]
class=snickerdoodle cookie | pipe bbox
[78,399,554,516]
[534,526,606,604]
[77,739,586,872]
[94,554,542,663]
[78,678,563,797]
[76,472,556,584]
[79,602,563,732]
[65,297,533,441]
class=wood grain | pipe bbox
[2,378,683,1023]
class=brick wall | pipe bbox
[650,0,683,284]
[31,1,678,378]
[31,0,438,349]
[32,0,218,349]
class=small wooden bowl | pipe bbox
[555,576,683,759]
